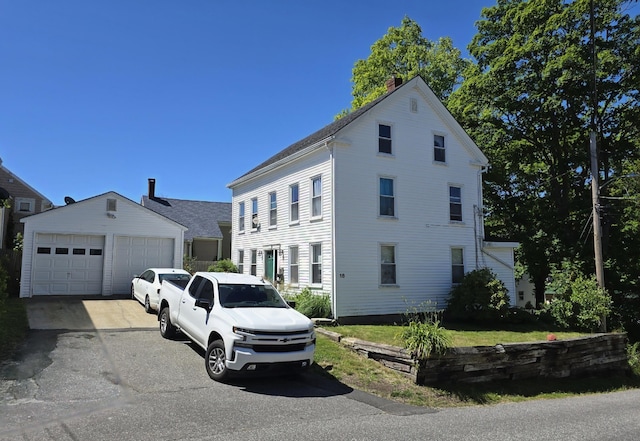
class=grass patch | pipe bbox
[0,297,29,361]
[332,324,584,347]
[313,333,640,408]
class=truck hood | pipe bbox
[221,307,312,332]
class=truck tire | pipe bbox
[205,340,229,381]
[159,307,176,339]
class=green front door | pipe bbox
[265,250,275,282]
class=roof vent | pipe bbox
[148,178,156,199]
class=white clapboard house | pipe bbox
[228,76,518,323]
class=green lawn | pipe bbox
[332,324,585,348]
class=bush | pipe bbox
[446,268,510,321]
[207,259,239,273]
[288,287,331,318]
[628,342,640,376]
[544,261,611,332]
[401,320,451,359]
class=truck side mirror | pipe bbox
[196,298,212,310]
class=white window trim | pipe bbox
[433,131,447,165]
[310,176,323,220]
[310,243,322,287]
[251,197,259,231]
[238,201,245,234]
[289,245,299,286]
[379,242,399,287]
[289,183,300,225]
[451,246,465,285]
[377,121,395,157]
[268,191,277,229]
[448,183,464,224]
[15,197,35,213]
[378,175,398,219]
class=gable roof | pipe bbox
[228,76,488,188]
[0,157,53,206]
[142,196,231,240]
[20,191,186,229]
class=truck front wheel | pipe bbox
[159,307,176,339]
[205,340,229,381]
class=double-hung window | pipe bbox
[378,124,392,154]
[238,202,245,232]
[289,246,299,285]
[250,250,257,276]
[380,244,397,285]
[290,183,299,223]
[451,248,464,284]
[237,250,244,274]
[379,177,395,217]
[311,176,322,218]
[434,134,446,162]
[269,192,277,227]
[449,186,462,222]
[311,243,322,284]
[251,197,258,229]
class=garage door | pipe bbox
[32,234,105,295]
[112,236,175,294]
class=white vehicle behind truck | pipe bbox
[157,272,315,381]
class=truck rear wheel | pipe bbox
[159,307,176,339]
[205,340,229,381]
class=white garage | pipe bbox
[20,192,187,297]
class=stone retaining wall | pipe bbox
[316,329,629,385]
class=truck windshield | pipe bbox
[218,284,288,308]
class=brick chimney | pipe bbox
[385,76,403,92]
[148,178,156,199]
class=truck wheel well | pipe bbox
[208,332,223,346]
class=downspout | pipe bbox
[476,166,488,268]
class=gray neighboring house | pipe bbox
[141,179,232,267]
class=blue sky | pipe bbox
[1,0,494,206]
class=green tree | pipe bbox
[208,259,239,273]
[448,0,640,305]
[346,16,469,114]
[446,268,510,321]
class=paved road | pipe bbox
[1,328,639,441]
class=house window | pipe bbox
[518,291,525,301]
[449,186,462,221]
[290,183,299,223]
[452,248,464,284]
[311,243,322,284]
[250,249,257,276]
[379,177,395,217]
[378,124,392,154]
[15,198,35,213]
[311,176,322,218]
[251,197,258,229]
[289,246,299,285]
[238,250,244,274]
[269,192,277,227]
[238,202,245,232]
[380,244,397,285]
[434,135,446,162]
[106,198,117,212]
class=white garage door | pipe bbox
[32,234,105,295]
[112,236,175,294]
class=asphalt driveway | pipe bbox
[23,296,158,331]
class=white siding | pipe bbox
[481,243,518,306]
[231,148,333,294]
[20,192,185,297]
[332,85,485,318]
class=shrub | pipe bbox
[446,268,510,321]
[183,255,197,274]
[207,259,239,273]
[628,342,640,376]
[401,320,451,359]
[289,287,332,318]
[544,261,611,332]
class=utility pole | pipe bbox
[590,0,606,332]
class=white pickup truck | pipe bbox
[157,272,315,381]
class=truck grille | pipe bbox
[252,344,307,353]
